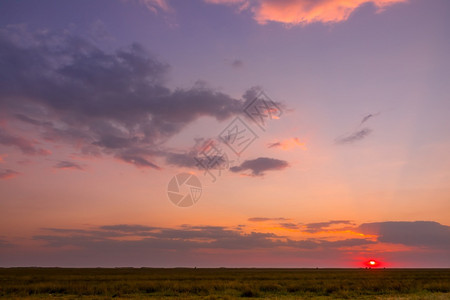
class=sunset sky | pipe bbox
[0,0,449,267]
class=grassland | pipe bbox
[0,268,449,299]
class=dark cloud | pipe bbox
[164,151,198,168]
[162,138,212,169]
[302,220,353,233]
[230,157,289,176]
[286,238,375,249]
[118,154,161,169]
[0,27,257,169]
[321,238,376,248]
[2,221,448,267]
[0,168,20,180]
[358,221,450,248]
[163,139,230,171]
[54,160,85,170]
[32,224,372,252]
[335,128,372,144]
[33,225,283,250]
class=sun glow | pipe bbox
[365,259,381,267]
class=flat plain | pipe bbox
[0,268,449,299]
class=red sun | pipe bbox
[365,259,380,267]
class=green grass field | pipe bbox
[0,268,449,299]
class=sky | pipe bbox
[0,0,449,268]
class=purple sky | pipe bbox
[0,0,449,267]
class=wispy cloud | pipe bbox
[336,112,380,144]
[205,0,407,26]
[268,137,306,150]
[127,0,172,14]
[0,168,20,180]
[360,112,380,126]
[335,128,372,144]
[0,128,50,155]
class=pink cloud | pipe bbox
[0,128,51,156]
[0,169,20,180]
[205,0,407,25]
[268,137,306,150]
